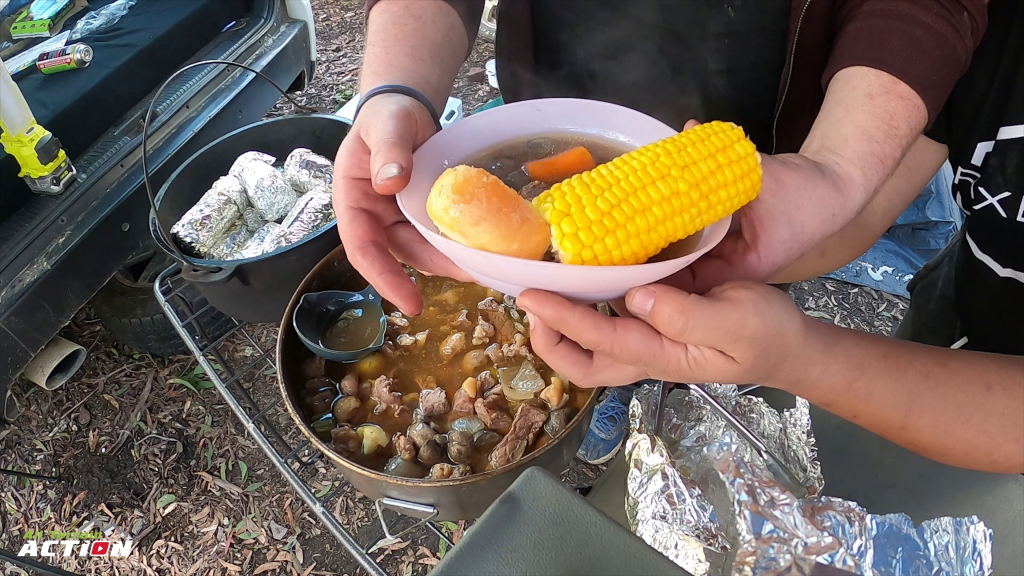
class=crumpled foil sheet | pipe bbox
[283,148,333,194]
[170,176,243,258]
[624,383,993,576]
[237,161,297,221]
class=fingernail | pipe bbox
[628,288,655,317]
[375,163,404,184]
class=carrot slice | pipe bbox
[524,146,597,184]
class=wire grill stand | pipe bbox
[154,265,453,576]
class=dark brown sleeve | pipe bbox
[823,0,988,129]
[365,0,484,58]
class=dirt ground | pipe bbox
[0,2,908,575]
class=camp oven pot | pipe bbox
[149,114,347,323]
[277,245,600,521]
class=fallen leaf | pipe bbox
[101,394,120,409]
[156,494,176,509]
[219,560,242,572]
[254,562,281,574]
[269,520,288,540]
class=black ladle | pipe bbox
[292,286,387,363]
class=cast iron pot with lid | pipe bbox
[149,114,345,322]
[145,61,345,323]
[277,245,601,521]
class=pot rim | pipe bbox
[277,250,601,488]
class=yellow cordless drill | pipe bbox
[0,59,75,194]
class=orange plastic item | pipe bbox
[524,146,597,184]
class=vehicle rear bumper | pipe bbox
[0,12,314,407]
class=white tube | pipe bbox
[0,59,36,136]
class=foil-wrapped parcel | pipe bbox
[281,191,334,242]
[236,160,297,222]
[171,148,335,260]
[169,176,247,257]
[283,148,333,194]
[228,151,275,179]
[624,383,993,576]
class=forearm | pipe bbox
[790,66,929,235]
[772,135,948,283]
[361,0,472,112]
[777,320,1024,473]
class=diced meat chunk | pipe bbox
[461,349,489,374]
[502,332,532,360]
[485,343,504,364]
[482,308,516,347]
[475,395,513,434]
[489,403,548,468]
[450,309,472,329]
[440,332,467,361]
[331,425,360,455]
[396,334,416,346]
[386,311,409,328]
[394,433,417,461]
[339,373,359,396]
[472,316,495,345]
[301,355,325,380]
[477,371,499,393]
[518,180,550,201]
[451,388,476,416]
[419,388,450,417]
[477,297,501,312]
[371,376,402,414]
[429,463,473,480]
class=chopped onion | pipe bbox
[450,416,486,434]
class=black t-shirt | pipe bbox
[529,0,790,151]
[927,0,1024,355]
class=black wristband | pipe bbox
[354,84,444,133]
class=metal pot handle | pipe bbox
[374,498,438,541]
[180,263,237,284]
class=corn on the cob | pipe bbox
[532,121,761,265]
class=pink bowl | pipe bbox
[397,98,731,302]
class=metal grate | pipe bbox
[154,265,453,576]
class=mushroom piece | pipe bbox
[339,373,359,396]
[414,330,430,346]
[447,430,474,465]
[395,333,416,346]
[417,436,446,466]
[450,416,486,434]
[543,406,577,438]
[331,425,360,455]
[331,395,362,423]
[472,430,502,450]
[384,455,425,479]
[407,421,437,448]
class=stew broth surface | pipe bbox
[301,272,588,478]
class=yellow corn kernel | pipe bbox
[532,121,761,265]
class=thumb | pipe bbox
[624,284,728,348]
[364,105,422,195]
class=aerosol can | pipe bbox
[0,59,76,194]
